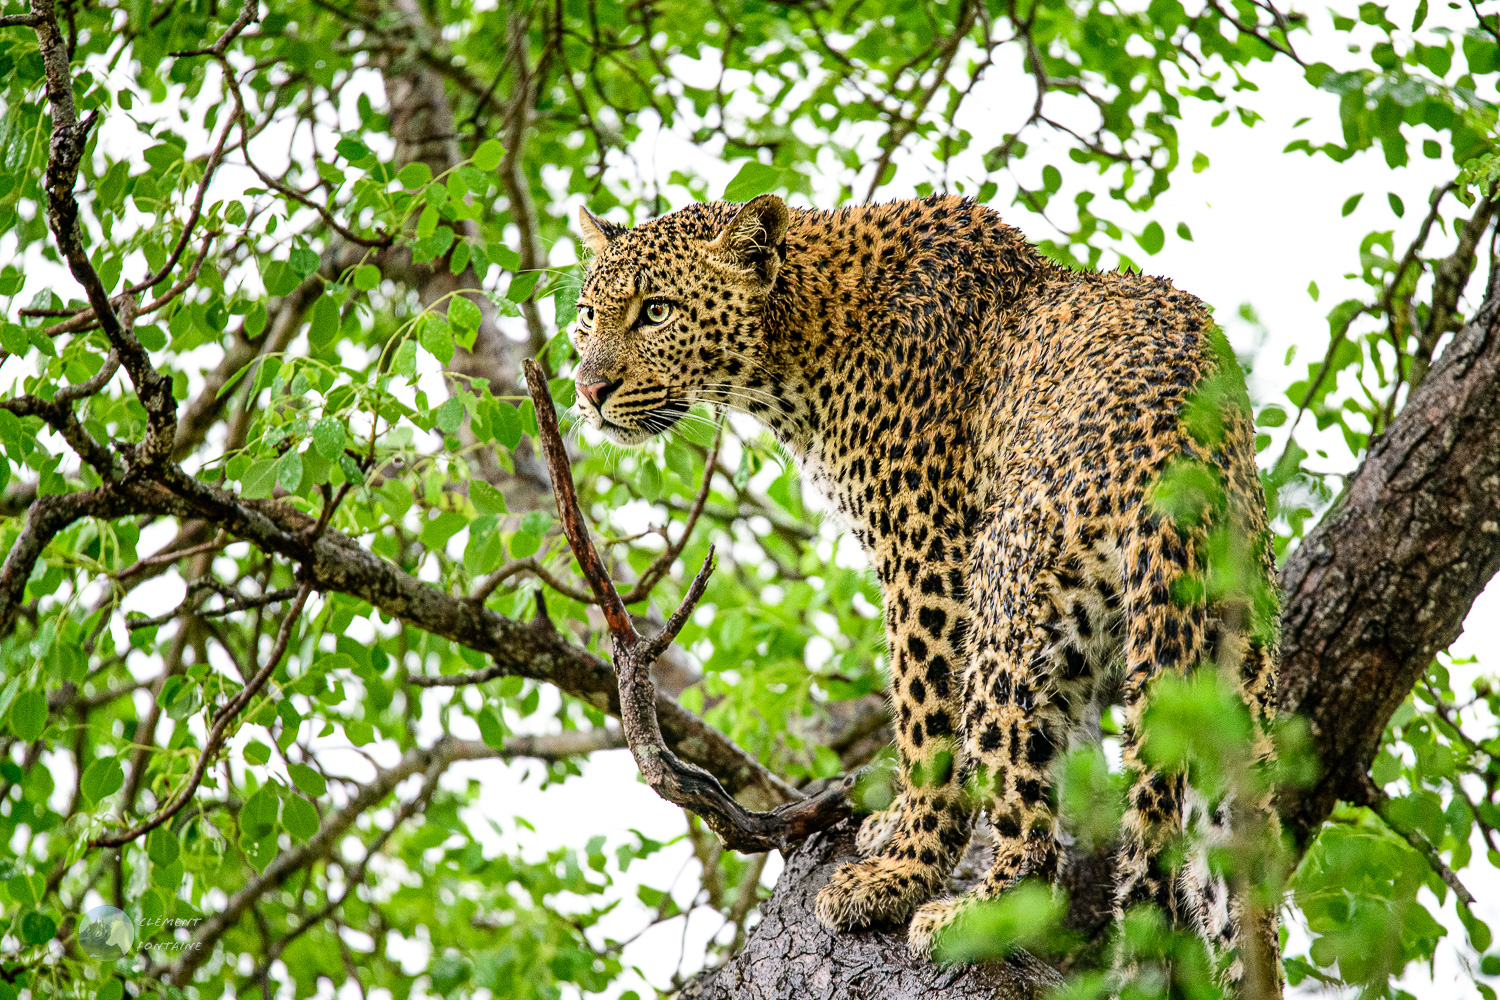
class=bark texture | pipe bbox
[1276,263,1500,843]
[686,267,1500,997]
[682,822,1060,1000]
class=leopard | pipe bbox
[567,193,1282,988]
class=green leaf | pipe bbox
[287,763,327,798]
[489,244,521,270]
[20,911,55,946]
[417,204,440,239]
[638,460,662,501]
[469,479,508,515]
[398,162,432,188]
[1388,192,1405,217]
[146,828,180,867]
[278,448,304,493]
[7,873,38,905]
[509,531,540,558]
[1341,193,1362,217]
[450,241,472,276]
[449,295,482,330]
[242,459,278,498]
[339,454,365,485]
[473,139,505,172]
[1136,221,1164,255]
[243,741,271,765]
[354,264,381,291]
[379,479,414,520]
[82,756,125,804]
[9,690,46,741]
[1461,905,1493,952]
[240,786,279,839]
[812,745,841,778]
[722,162,784,201]
[489,401,522,450]
[0,323,27,355]
[477,708,507,748]
[1175,222,1193,242]
[261,259,299,297]
[464,516,503,574]
[282,795,319,842]
[309,295,339,347]
[314,418,347,460]
[142,143,182,171]
[289,246,320,278]
[393,338,418,377]
[436,396,464,435]
[507,271,542,303]
[137,324,167,351]
[419,317,454,365]
[335,138,371,162]
[421,511,469,551]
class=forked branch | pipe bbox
[522,358,854,852]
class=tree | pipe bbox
[0,0,1497,997]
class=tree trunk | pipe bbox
[686,263,1500,997]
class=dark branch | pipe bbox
[523,358,855,852]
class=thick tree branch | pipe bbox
[46,471,801,811]
[1277,258,1500,846]
[31,0,176,471]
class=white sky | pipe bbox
[7,1,1500,997]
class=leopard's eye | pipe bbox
[642,301,673,325]
[577,305,595,332]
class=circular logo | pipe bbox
[77,905,134,960]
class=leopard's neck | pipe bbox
[732,201,1047,542]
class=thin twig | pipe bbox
[117,535,228,579]
[90,581,313,848]
[522,358,854,852]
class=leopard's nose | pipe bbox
[577,378,622,410]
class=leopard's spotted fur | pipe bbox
[570,195,1281,981]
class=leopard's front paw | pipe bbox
[855,799,905,856]
[815,856,941,931]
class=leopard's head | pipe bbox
[569,195,790,445]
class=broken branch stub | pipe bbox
[521,358,856,852]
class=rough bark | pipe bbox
[682,822,1060,1000]
[1276,262,1500,844]
[687,265,1500,997]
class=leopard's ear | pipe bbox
[578,207,623,255]
[710,194,789,284]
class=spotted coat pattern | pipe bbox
[569,195,1280,976]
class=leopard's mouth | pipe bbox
[595,398,689,445]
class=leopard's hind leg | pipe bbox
[1111,508,1211,931]
[1111,507,1287,994]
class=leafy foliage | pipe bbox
[0,0,1496,997]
